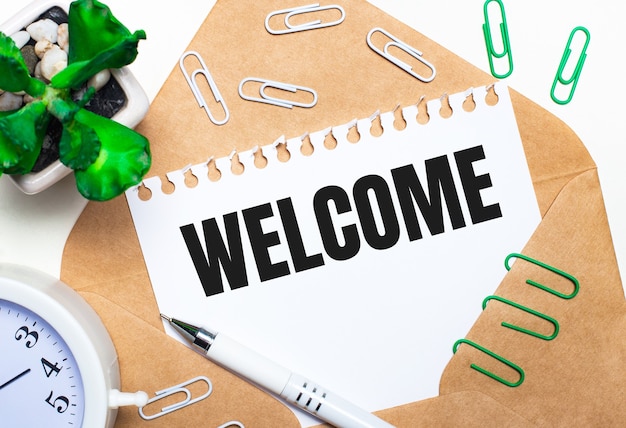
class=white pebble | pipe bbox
[23,93,36,104]
[34,39,55,59]
[34,61,43,79]
[40,45,67,81]
[0,92,24,111]
[10,31,31,49]
[57,23,69,53]
[88,69,111,91]
[26,18,58,44]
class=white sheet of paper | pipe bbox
[127,83,541,426]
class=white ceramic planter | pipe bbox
[0,0,149,195]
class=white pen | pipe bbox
[161,314,395,428]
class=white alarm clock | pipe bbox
[0,263,147,427]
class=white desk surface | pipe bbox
[1,1,625,292]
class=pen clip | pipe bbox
[138,376,213,420]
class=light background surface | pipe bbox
[1,1,624,285]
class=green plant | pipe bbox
[0,0,150,201]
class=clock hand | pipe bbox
[0,368,31,390]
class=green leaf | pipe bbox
[59,118,101,170]
[50,0,146,89]
[0,32,35,93]
[0,101,48,174]
[0,111,22,170]
[72,108,150,201]
[67,0,140,63]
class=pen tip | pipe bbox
[160,313,172,322]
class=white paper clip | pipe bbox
[138,376,213,420]
[265,3,346,34]
[238,77,318,109]
[217,422,245,428]
[366,27,436,83]
[179,51,230,125]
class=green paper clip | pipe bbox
[453,339,525,387]
[550,26,590,105]
[505,253,580,299]
[482,0,513,78]
[483,295,560,340]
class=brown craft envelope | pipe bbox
[59,0,625,426]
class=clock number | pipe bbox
[41,358,62,378]
[14,326,38,348]
[45,391,70,414]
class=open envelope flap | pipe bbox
[434,168,626,426]
[508,90,595,215]
[82,292,299,426]
[130,0,595,208]
[373,390,535,427]
[60,0,606,425]
[133,0,498,180]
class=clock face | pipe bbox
[0,299,85,427]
